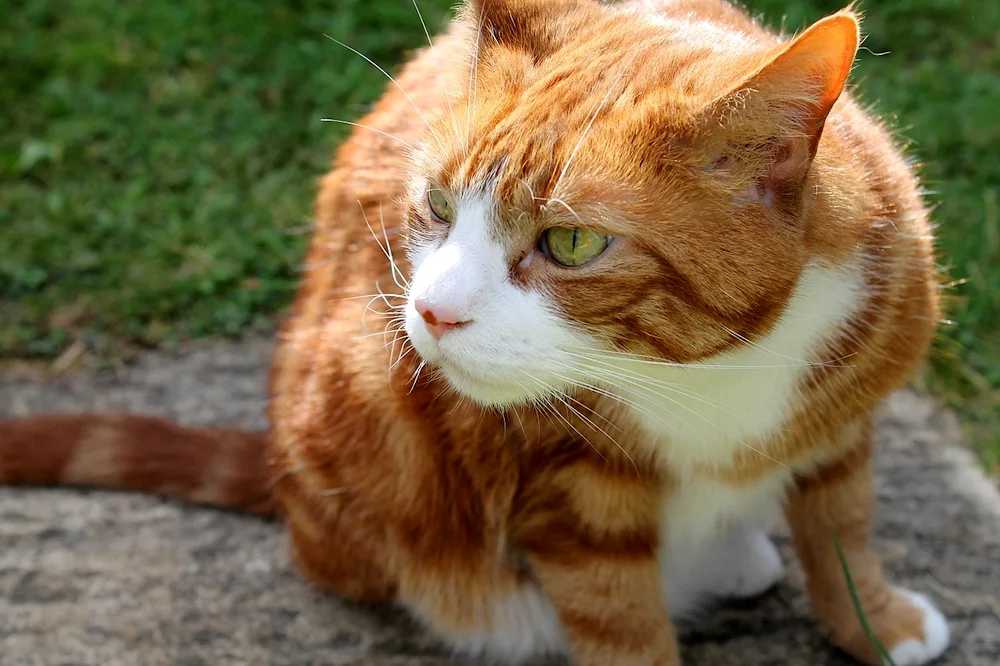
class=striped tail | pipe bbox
[0,413,276,517]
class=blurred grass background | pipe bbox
[1,0,997,469]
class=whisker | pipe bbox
[319,486,355,497]
[358,201,408,292]
[722,325,854,367]
[553,388,639,476]
[564,352,746,417]
[571,347,850,371]
[593,370,794,473]
[549,357,792,472]
[389,344,414,376]
[320,119,433,163]
[518,179,537,201]
[361,287,393,329]
[517,373,607,464]
[332,292,407,303]
[410,0,462,148]
[465,9,486,155]
[541,197,584,224]
[379,203,410,289]
[549,368,685,442]
[409,361,426,393]
[509,404,527,437]
[562,391,623,435]
[552,64,629,196]
[323,36,443,149]
[381,326,407,353]
[353,327,403,341]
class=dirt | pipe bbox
[1,338,998,665]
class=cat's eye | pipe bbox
[539,227,611,268]
[426,189,454,224]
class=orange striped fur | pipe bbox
[1,1,949,664]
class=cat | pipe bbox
[0,1,950,665]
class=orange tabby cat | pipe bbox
[0,1,949,664]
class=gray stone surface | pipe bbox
[1,338,998,665]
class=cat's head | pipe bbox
[403,0,859,407]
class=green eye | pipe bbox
[540,227,611,267]
[427,189,454,223]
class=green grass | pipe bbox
[0,0,455,354]
[1,0,997,467]
[834,531,896,666]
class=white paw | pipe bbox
[887,589,950,666]
[724,527,785,598]
[665,523,785,616]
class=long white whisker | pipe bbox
[516,375,607,463]
[409,361,426,393]
[411,0,462,148]
[562,391,622,435]
[548,368,685,442]
[381,326,407,353]
[563,352,746,417]
[541,197,584,224]
[509,404,527,437]
[331,292,407,303]
[518,179,537,201]
[320,119,433,163]
[721,325,853,367]
[572,347,849,370]
[358,201,408,292]
[552,387,639,476]
[354,326,404,341]
[552,66,628,196]
[361,283,405,329]
[590,368,794,473]
[465,9,486,155]
[379,203,409,288]
[324,36,443,149]
[385,322,410,369]
[548,357,791,471]
[389,344,414,375]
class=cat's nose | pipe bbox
[414,299,470,339]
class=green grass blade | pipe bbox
[832,530,897,666]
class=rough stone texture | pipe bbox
[1,338,998,666]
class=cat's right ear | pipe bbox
[705,11,860,204]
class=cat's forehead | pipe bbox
[433,22,763,190]
[432,100,689,236]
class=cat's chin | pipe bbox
[438,362,555,409]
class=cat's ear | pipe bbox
[707,11,859,202]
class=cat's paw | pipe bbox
[834,587,950,666]
[720,527,785,599]
[666,523,785,617]
[885,589,950,666]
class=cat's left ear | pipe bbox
[708,11,859,201]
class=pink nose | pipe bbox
[415,299,470,339]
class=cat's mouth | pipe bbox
[438,358,531,406]
[435,359,548,407]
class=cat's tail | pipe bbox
[0,413,277,517]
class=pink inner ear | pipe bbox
[758,138,811,205]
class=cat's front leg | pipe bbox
[786,419,950,666]
[514,463,681,666]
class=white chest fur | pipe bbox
[619,259,867,544]
[662,469,792,547]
